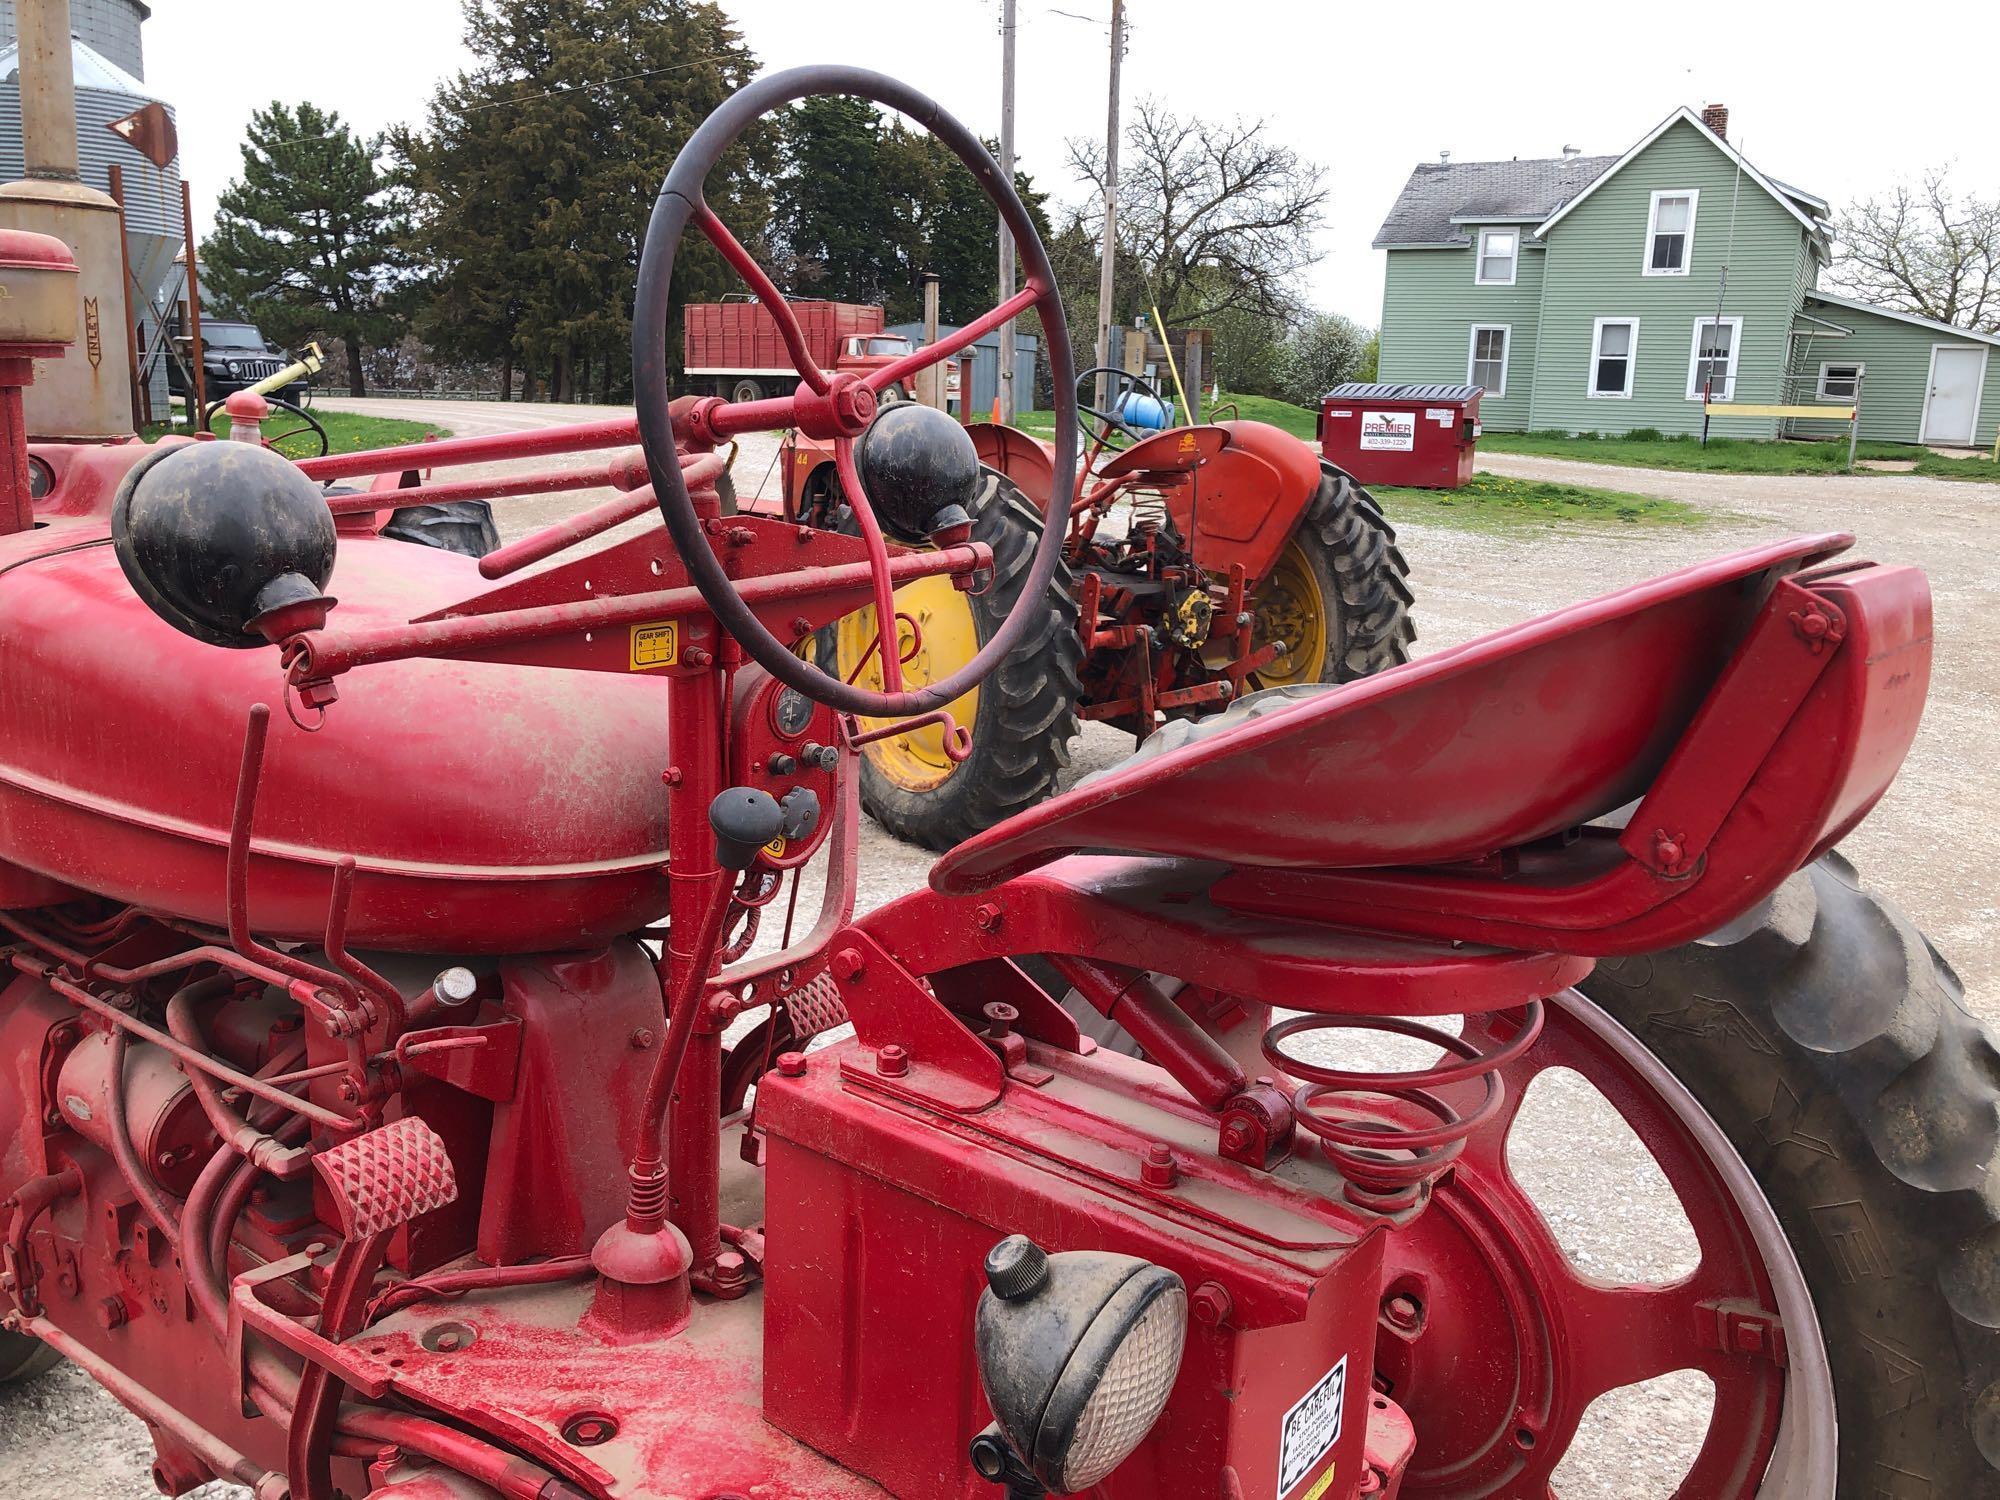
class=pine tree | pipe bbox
[401,0,768,402]
[201,102,405,397]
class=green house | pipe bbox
[1374,105,2000,446]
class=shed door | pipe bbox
[1923,346,1986,445]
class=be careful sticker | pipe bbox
[1278,1355,1346,1497]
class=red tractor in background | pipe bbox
[783,369,1414,846]
[0,63,1996,1500]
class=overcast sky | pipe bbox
[148,0,2000,328]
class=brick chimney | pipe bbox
[1701,103,1729,140]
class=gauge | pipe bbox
[26,457,52,501]
[771,685,815,740]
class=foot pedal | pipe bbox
[310,1116,458,1237]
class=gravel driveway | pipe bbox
[4,399,1991,1497]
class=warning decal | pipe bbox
[630,622,679,670]
[1278,1355,1346,1496]
[1358,411,1415,451]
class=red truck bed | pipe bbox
[684,300,886,374]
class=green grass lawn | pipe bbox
[1483,429,2000,483]
[1371,472,1707,531]
[143,407,444,462]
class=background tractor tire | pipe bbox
[1579,855,2000,1493]
[0,1330,58,1384]
[822,467,1081,850]
[1251,461,1416,688]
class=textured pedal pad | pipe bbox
[311,1116,459,1238]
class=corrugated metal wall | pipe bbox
[888,324,1041,415]
[0,0,148,81]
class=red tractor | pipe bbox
[0,65,1994,1500]
[783,372,1414,846]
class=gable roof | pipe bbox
[1372,153,1618,248]
[1805,291,2000,349]
[1534,107,1822,239]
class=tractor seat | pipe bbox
[932,533,1933,957]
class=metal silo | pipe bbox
[0,0,174,427]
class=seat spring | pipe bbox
[1262,1000,1545,1212]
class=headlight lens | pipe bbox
[226,360,241,377]
[1059,1282,1188,1488]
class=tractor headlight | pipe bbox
[973,1235,1187,1493]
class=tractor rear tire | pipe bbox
[822,468,1081,851]
[1050,855,2000,1490]
[1251,462,1415,688]
[1577,855,2000,1493]
[0,1330,58,1384]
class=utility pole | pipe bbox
[995,0,1018,424]
[1093,0,1125,412]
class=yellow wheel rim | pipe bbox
[835,573,983,793]
[1250,537,1331,688]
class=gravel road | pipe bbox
[4,398,1992,1497]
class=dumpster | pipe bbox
[1319,382,1482,489]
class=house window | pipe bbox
[1468,325,1510,396]
[1688,316,1743,400]
[1818,362,1863,400]
[1475,228,1518,286]
[1590,318,1639,398]
[1645,191,1698,275]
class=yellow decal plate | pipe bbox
[630,622,679,671]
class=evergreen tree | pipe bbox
[401,0,768,402]
[201,102,405,397]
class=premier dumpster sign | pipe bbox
[1359,410,1415,451]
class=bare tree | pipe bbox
[1828,168,2000,332]
[1066,100,1327,328]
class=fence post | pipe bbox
[1847,371,1864,473]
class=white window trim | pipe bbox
[1467,324,1511,398]
[1816,361,1864,401]
[1589,317,1640,399]
[1643,189,1699,278]
[1918,343,1990,445]
[1474,227,1519,286]
[1686,315,1743,401]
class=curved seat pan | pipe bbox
[933,533,1858,895]
[0,523,670,952]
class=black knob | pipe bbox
[984,1235,1050,1301]
[779,786,821,842]
[801,742,840,773]
[709,788,784,871]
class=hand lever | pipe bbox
[710,788,785,871]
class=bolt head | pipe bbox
[875,1043,910,1077]
[1191,1281,1232,1326]
[628,1027,656,1051]
[973,902,1004,932]
[777,1050,808,1078]
[831,947,865,982]
[1383,1293,1424,1331]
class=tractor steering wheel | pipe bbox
[632,67,1077,719]
[1074,365,1169,451]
